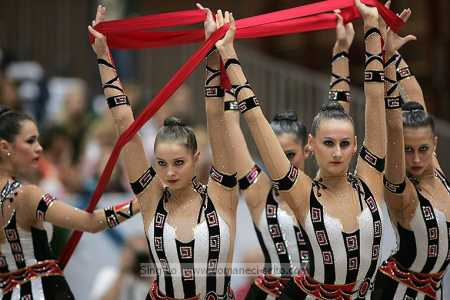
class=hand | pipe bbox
[87,5,110,58]
[214,10,236,51]
[196,3,216,40]
[384,11,416,53]
[335,12,354,51]
[355,0,379,24]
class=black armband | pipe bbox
[272,164,298,192]
[365,51,383,67]
[205,70,221,85]
[384,53,400,69]
[331,51,349,63]
[97,58,116,69]
[385,96,403,109]
[209,166,237,188]
[106,95,130,109]
[330,73,351,89]
[364,70,384,82]
[205,86,225,98]
[329,91,352,102]
[36,193,56,221]
[238,96,260,114]
[364,28,382,40]
[104,206,120,228]
[397,67,412,81]
[233,82,253,98]
[224,58,241,70]
[383,176,406,194]
[224,101,239,111]
[130,166,156,195]
[359,146,385,173]
[239,165,262,190]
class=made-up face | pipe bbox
[277,133,309,171]
[10,120,43,172]
[309,119,356,177]
[154,141,199,191]
[403,126,437,178]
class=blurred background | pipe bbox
[1,0,449,299]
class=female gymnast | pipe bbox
[89,5,240,299]
[0,111,139,298]
[222,13,354,300]
[215,0,390,298]
[371,7,450,300]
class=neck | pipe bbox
[317,171,348,189]
[168,181,199,206]
[0,165,13,179]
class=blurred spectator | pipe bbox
[90,235,151,300]
[81,113,129,194]
[38,125,82,198]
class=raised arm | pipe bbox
[222,89,272,214]
[88,6,159,208]
[200,8,238,212]
[329,13,354,113]
[215,12,310,218]
[17,185,140,233]
[382,13,417,212]
[354,0,387,181]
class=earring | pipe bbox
[7,152,10,157]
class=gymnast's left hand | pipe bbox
[88,5,110,59]
[196,3,216,40]
[214,10,236,51]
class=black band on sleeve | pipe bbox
[130,166,156,195]
[364,70,384,82]
[359,145,385,173]
[329,91,352,102]
[385,96,403,109]
[106,95,130,109]
[383,176,406,194]
[272,164,299,192]
[238,96,260,114]
[238,165,262,190]
[205,86,225,98]
[224,58,241,70]
[224,101,239,111]
[36,193,56,221]
[397,67,412,81]
[209,166,237,188]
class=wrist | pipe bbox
[364,18,379,28]
[333,43,350,54]
[217,45,237,60]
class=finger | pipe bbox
[230,13,236,30]
[215,13,220,28]
[402,35,417,44]
[88,25,103,38]
[336,13,344,24]
[217,9,224,26]
[399,9,411,22]
[385,0,391,9]
[224,11,230,24]
[196,3,204,10]
[334,9,342,14]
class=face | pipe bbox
[154,141,199,191]
[277,133,309,171]
[308,119,356,177]
[404,126,437,177]
[11,120,43,171]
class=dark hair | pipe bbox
[402,101,435,134]
[0,105,34,143]
[311,102,353,136]
[270,111,307,146]
[154,116,197,154]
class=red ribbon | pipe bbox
[60,0,403,268]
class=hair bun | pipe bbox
[163,116,185,127]
[272,111,298,122]
[319,101,345,113]
[402,101,424,112]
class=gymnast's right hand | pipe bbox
[214,10,236,51]
[88,5,109,59]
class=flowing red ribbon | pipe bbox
[60,0,403,268]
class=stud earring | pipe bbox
[7,152,10,157]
